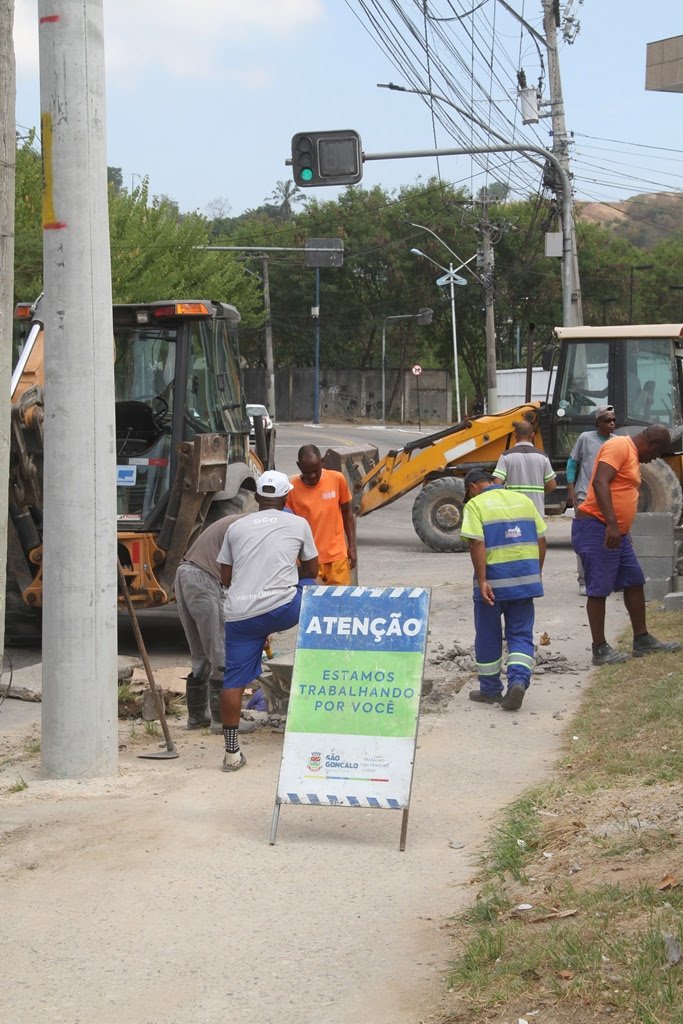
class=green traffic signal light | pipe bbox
[291,131,363,187]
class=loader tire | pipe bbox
[412,477,469,553]
[637,459,683,523]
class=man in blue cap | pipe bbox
[460,468,547,711]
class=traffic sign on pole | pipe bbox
[436,272,467,287]
[411,364,422,376]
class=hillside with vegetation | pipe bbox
[577,191,683,250]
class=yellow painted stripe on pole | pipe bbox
[41,112,66,230]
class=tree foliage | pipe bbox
[14,132,683,406]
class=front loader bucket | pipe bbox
[322,444,379,514]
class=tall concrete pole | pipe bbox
[39,0,118,777]
[0,0,15,660]
[261,255,276,419]
[481,212,498,414]
[542,0,583,326]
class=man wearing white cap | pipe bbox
[216,471,318,771]
[566,405,617,595]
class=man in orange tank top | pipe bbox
[287,445,357,585]
[572,424,680,665]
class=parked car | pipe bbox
[246,403,273,442]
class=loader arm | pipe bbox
[323,405,542,554]
[357,405,541,515]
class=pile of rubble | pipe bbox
[421,638,574,711]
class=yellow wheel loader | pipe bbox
[325,324,683,552]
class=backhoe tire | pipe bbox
[412,477,469,553]
[638,459,683,523]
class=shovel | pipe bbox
[117,560,179,760]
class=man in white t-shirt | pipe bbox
[216,471,318,772]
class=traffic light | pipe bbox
[291,131,363,187]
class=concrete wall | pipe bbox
[242,367,452,424]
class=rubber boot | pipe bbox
[186,673,210,730]
[209,678,223,735]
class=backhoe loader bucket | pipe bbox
[322,444,379,513]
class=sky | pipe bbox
[12,1,683,218]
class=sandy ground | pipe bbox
[0,513,631,1024]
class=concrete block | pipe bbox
[631,512,674,536]
[632,535,676,557]
[644,577,673,602]
[638,556,677,577]
[663,591,683,610]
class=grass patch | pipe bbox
[8,776,28,793]
[441,608,683,1024]
[23,738,40,756]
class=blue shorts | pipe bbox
[571,517,645,597]
[223,579,314,690]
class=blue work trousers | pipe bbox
[473,597,536,696]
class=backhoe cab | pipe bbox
[325,324,683,553]
[8,299,264,642]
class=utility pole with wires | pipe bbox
[0,0,15,664]
[541,0,583,325]
[477,205,499,414]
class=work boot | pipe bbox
[185,673,210,730]
[592,642,630,666]
[501,684,525,711]
[468,690,502,704]
[632,633,681,658]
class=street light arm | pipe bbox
[410,224,483,285]
[378,82,541,161]
[411,248,448,275]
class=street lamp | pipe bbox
[628,264,654,324]
[600,296,618,326]
[381,308,432,424]
[410,247,469,422]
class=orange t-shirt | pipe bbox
[579,435,641,534]
[286,468,351,562]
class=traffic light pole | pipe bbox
[288,141,579,328]
[361,144,578,328]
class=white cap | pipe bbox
[256,470,293,498]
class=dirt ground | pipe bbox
[0,514,633,1024]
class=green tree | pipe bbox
[14,133,43,304]
[266,180,306,221]
[107,166,123,194]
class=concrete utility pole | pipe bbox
[0,0,15,661]
[260,256,276,418]
[542,0,583,325]
[39,0,118,778]
[480,210,498,413]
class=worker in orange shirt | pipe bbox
[287,444,357,585]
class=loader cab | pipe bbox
[114,300,250,529]
[541,325,683,460]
